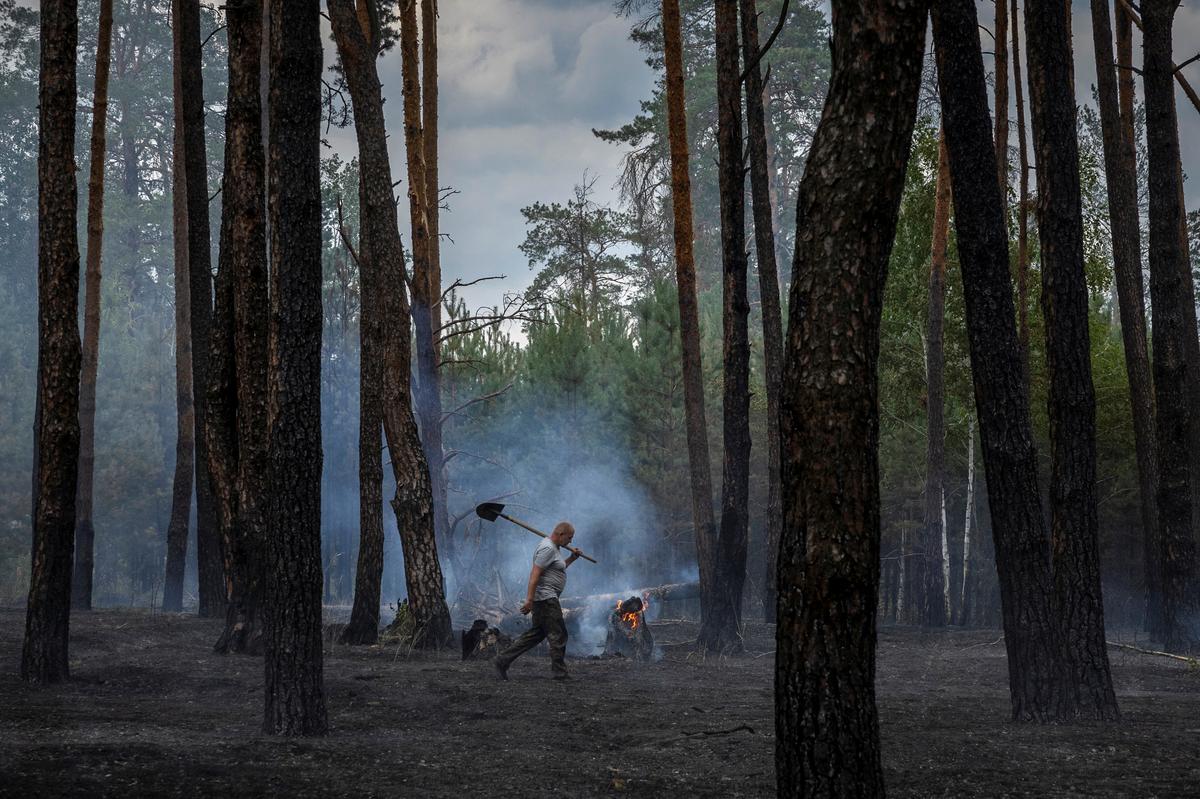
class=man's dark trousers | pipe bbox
[495,598,569,677]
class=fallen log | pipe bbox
[559,581,700,610]
[1106,641,1200,665]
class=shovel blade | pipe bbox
[475,502,505,522]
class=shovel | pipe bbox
[475,502,598,564]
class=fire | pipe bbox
[616,597,650,630]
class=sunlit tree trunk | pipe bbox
[23,0,81,685]
[958,417,976,625]
[739,0,785,626]
[72,0,113,612]
[931,0,1072,721]
[163,1,194,613]
[661,0,717,641]
[776,1,927,792]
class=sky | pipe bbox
[348,0,1200,312]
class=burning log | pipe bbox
[603,596,655,660]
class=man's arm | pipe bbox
[520,564,544,614]
[564,551,580,569]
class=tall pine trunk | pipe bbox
[1142,0,1199,654]
[263,0,327,735]
[23,0,81,685]
[337,1,384,647]
[995,0,1009,216]
[1011,0,1031,380]
[931,0,1071,722]
[661,0,717,638]
[1089,0,1160,642]
[329,0,452,650]
[420,0,450,566]
[697,0,749,655]
[776,1,927,792]
[400,0,447,570]
[180,0,223,618]
[739,0,785,626]
[210,0,269,655]
[919,132,951,628]
[72,0,113,611]
[163,0,193,613]
[1025,0,1119,719]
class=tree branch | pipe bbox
[739,0,789,84]
[440,383,513,427]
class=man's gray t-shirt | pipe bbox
[532,538,567,600]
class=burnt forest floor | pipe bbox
[1,607,1198,797]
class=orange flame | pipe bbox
[616,597,649,630]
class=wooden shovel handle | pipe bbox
[499,513,598,564]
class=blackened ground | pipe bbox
[1,607,1197,797]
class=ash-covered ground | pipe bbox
[1,607,1197,797]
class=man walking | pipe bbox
[495,521,580,680]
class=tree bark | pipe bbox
[210,0,269,656]
[23,0,81,685]
[180,0,223,618]
[329,0,453,650]
[420,0,451,566]
[696,0,750,656]
[931,0,1072,722]
[1142,0,1199,654]
[995,0,1010,217]
[263,0,328,736]
[739,0,785,627]
[1011,0,1032,383]
[1090,0,1161,642]
[1024,0,1120,719]
[661,0,717,643]
[337,1,384,648]
[776,0,927,792]
[72,0,113,612]
[918,131,951,629]
[400,0,448,568]
[163,0,194,613]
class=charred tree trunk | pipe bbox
[696,0,750,656]
[931,0,1072,721]
[775,0,927,792]
[739,0,785,626]
[1142,0,1199,654]
[919,132,951,629]
[1012,0,1032,381]
[263,0,327,736]
[210,0,269,655]
[1024,0,1119,719]
[1089,0,1160,643]
[336,0,384,647]
[163,3,194,613]
[399,0,447,567]
[420,0,450,565]
[72,0,113,612]
[329,0,452,650]
[180,0,223,618]
[23,0,81,685]
[661,0,717,641]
